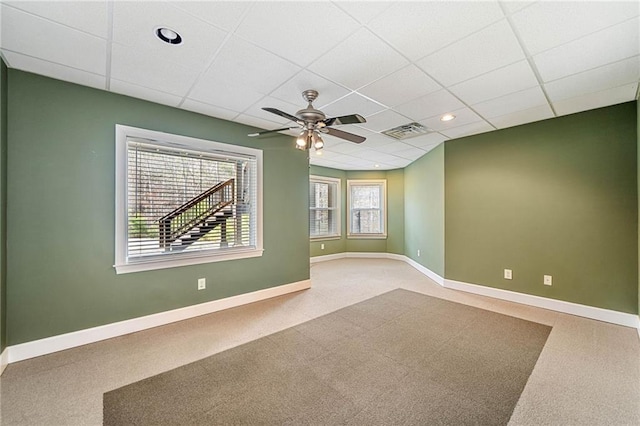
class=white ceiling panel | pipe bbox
[169,1,250,32]
[440,121,495,139]
[392,146,428,161]
[270,70,350,108]
[333,1,394,25]
[421,107,484,132]
[110,79,182,107]
[403,133,449,150]
[449,60,539,105]
[112,1,228,69]
[358,109,412,132]
[358,65,442,108]
[181,99,239,121]
[308,28,409,90]
[394,90,465,122]
[3,0,638,172]
[488,104,555,129]
[234,2,360,68]
[472,86,549,119]
[511,1,640,55]
[0,5,107,75]
[4,0,109,38]
[1,50,106,90]
[321,92,386,118]
[552,83,638,117]
[417,20,525,86]
[534,17,640,83]
[110,43,199,96]
[368,1,504,61]
[545,56,640,103]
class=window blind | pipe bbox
[309,176,339,238]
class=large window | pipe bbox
[309,176,340,239]
[347,179,387,238]
[115,125,263,273]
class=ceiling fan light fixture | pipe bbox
[296,130,308,148]
[313,133,324,150]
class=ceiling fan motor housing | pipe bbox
[296,90,326,123]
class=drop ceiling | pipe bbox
[1,1,638,170]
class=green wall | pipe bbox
[6,70,310,345]
[0,59,7,353]
[445,102,638,314]
[638,100,640,318]
[309,166,404,256]
[403,144,445,276]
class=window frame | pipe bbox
[309,175,341,240]
[114,124,263,274]
[346,179,387,239]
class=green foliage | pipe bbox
[128,213,157,238]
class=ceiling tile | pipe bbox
[533,17,640,82]
[358,109,412,132]
[112,1,228,69]
[394,90,464,122]
[448,60,539,105]
[368,1,504,60]
[234,2,360,67]
[308,27,409,90]
[189,36,300,110]
[372,141,417,155]
[417,20,525,86]
[333,1,394,24]
[402,133,449,150]
[181,99,239,121]
[500,1,535,15]
[511,1,639,55]
[110,43,199,97]
[393,147,428,161]
[472,86,548,119]
[110,79,182,107]
[1,50,105,90]
[270,70,351,108]
[321,93,386,118]
[328,142,363,154]
[552,83,638,117]
[169,1,250,32]
[544,56,640,103]
[4,0,109,38]
[441,120,495,139]
[488,104,555,129]
[0,5,106,75]
[358,65,441,107]
[421,107,484,131]
[235,114,289,134]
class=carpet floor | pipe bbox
[103,289,551,425]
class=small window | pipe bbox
[309,175,340,239]
[115,125,263,274]
[347,179,386,239]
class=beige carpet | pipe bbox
[103,289,551,425]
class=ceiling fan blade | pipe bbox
[324,127,366,144]
[262,107,300,123]
[248,127,297,137]
[324,114,366,126]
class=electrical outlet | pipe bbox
[544,275,552,286]
[321,243,325,250]
[504,269,512,280]
[197,278,206,290]
[417,249,421,257]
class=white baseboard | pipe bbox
[311,252,639,330]
[0,348,7,376]
[310,253,346,264]
[7,279,311,364]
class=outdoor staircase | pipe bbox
[159,178,235,251]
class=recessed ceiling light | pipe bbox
[374,164,380,168]
[156,27,182,45]
[440,113,456,122]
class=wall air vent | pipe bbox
[381,122,430,140]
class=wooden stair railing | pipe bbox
[159,178,235,249]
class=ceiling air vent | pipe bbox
[382,122,430,140]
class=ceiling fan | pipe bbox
[248,89,367,151]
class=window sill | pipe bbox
[347,234,387,240]
[310,236,342,241]
[114,248,264,274]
